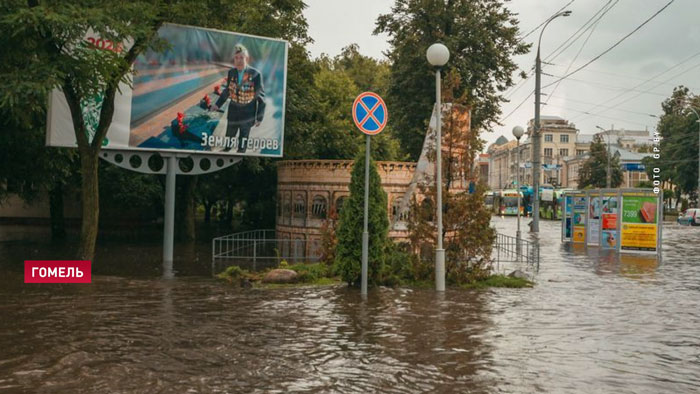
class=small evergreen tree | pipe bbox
[334,150,390,286]
[578,134,623,188]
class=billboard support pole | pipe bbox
[163,155,177,278]
[99,150,242,278]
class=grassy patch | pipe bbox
[287,262,329,283]
[255,277,342,289]
[217,262,340,288]
[459,274,534,289]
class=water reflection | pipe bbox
[0,221,699,393]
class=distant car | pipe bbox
[677,208,700,226]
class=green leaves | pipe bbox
[578,134,623,189]
[375,0,529,159]
[334,150,390,286]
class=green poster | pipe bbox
[622,196,657,224]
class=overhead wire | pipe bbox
[542,0,618,64]
[571,53,700,123]
[542,0,677,90]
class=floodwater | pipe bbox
[0,219,699,393]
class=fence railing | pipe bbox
[212,231,322,274]
[492,232,540,273]
[212,229,540,276]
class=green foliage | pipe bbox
[1,0,312,257]
[334,150,390,286]
[296,45,401,161]
[217,265,251,282]
[578,134,623,188]
[287,262,329,283]
[405,73,496,285]
[648,86,699,200]
[459,274,533,289]
[99,164,163,220]
[375,0,529,159]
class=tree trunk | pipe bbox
[49,182,66,241]
[76,150,100,260]
[204,200,212,223]
[182,176,198,242]
[225,199,233,226]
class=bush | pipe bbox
[287,262,330,283]
[334,150,390,286]
[217,265,251,282]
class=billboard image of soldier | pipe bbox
[47,23,288,158]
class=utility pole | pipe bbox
[532,10,571,231]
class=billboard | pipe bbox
[47,24,288,157]
[621,195,658,252]
[587,195,600,245]
[601,195,618,249]
[572,195,587,243]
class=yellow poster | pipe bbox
[621,223,657,251]
[573,225,586,243]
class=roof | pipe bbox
[611,147,652,162]
[494,135,509,145]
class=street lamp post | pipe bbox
[533,10,571,232]
[513,126,524,258]
[427,43,449,292]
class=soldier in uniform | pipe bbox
[211,44,265,153]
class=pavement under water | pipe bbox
[0,218,698,393]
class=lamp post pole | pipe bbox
[513,126,524,259]
[427,43,449,292]
[533,10,571,232]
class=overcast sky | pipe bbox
[303,0,700,150]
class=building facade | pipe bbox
[487,118,655,190]
[276,160,419,257]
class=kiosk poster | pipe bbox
[601,195,618,249]
[564,196,573,240]
[588,196,601,245]
[572,195,587,243]
[621,195,657,252]
[47,24,288,157]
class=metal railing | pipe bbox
[493,232,540,273]
[212,230,322,274]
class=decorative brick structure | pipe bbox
[276,160,418,257]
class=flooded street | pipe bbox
[1,219,699,393]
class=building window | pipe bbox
[392,197,409,222]
[283,195,291,217]
[559,148,569,157]
[560,134,569,143]
[544,148,553,157]
[545,134,553,142]
[311,196,327,219]
[576,149,585,156]
[293,195,306,219]
[335,196,346,215]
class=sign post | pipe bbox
[352,92,388,296]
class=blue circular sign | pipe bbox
[352,92,388,135]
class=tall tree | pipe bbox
[578,134,623,189]
[1,0,310,259]
[375,0,529,160]
[645,86,699,203]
